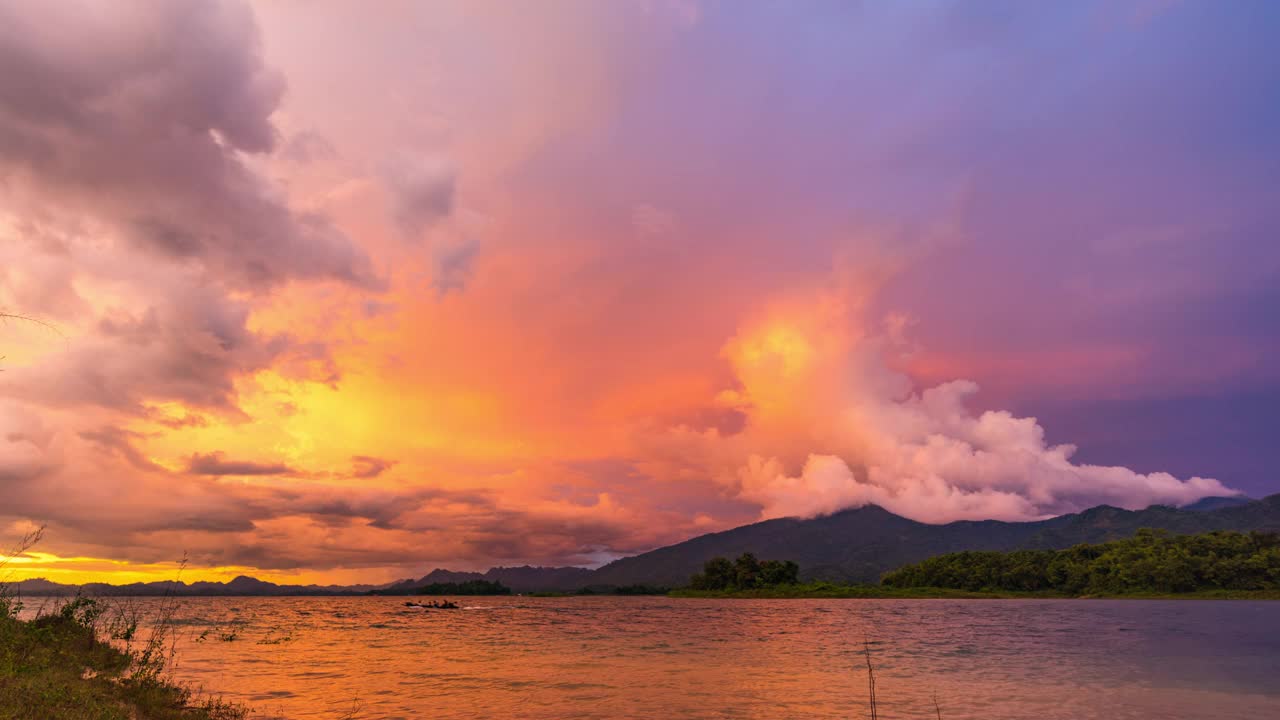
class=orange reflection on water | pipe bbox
[28,596,1279,720]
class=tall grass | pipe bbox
[0,523,45,621]
[1,531,248,719]
[860,639,944,719]
[863,638,879,720]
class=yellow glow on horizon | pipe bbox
[2,551,390,587]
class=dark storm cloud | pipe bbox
[458,512,641,562]
[0,0,380,420]
[78,427,164,473]
[351,455,397,479]
[385,158,456,239]
[211,498,648,572]
[187,452,293,477]
[0,283,328,416]
[0,422,661,569]
[0,0,382,290]
[0,403,57,486]
[0,429,489,557]
[430,238,479,296]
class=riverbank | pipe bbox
[0,602,245,720]
[669,583,1041,599]
[668,582,1280,600]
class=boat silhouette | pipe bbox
[404,600,461,610]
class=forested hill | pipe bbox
[14,495,1278,595]
[369,566,594,594]
[881,529,1280,594]
[589,494,1280,586]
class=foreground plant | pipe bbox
[0,594,247,720]
[1,531,245,720]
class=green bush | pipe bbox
[688,553,800,591]
[882,529,1280,594]
[414,579,511,595]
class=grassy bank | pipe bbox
[668,582,1280,600]
[0,597,246,720]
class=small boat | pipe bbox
[403,600,462,610]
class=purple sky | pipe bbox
[1,0,1277,583]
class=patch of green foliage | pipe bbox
[668,584,1280,599]
[0,595,246,720]
[414,579,511,595]
[687,553,800,591]
[882,529,1280,595]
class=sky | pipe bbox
[1,0,1278,585]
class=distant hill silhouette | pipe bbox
[1181,495,1253,512]
[375,565,593,594]
[7,575,382,597]
[11,494,1279,595]
[588,493,1280,586]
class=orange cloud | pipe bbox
[0,0,1249,586]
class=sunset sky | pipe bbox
[2,0,1277,585]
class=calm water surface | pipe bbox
[28,597,1280,719]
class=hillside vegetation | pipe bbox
[590,494,1280,587]
[414,580,511,596]
[881,529,1280,595]
[688,554,800,591]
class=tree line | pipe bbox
[689,553,800,591]
[881,529,1280,594]
[415,580,511,595]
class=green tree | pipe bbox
[881,530,1280,595]
[688,554,800,590]
[690,556,735,590]
[733,553,762,588]
[759,559,800,586]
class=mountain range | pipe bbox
[7,575,382,598]
[11,494,1278,595]
[589,494,1279,586]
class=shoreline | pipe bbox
[12,588,1280,601]
[0,599,246,719]
[666,585,1280,600]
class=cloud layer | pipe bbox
[641,286,1233,525]
[0,0,1273,582]
[0,0,379,290]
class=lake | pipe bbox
[24,596,1280,719]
